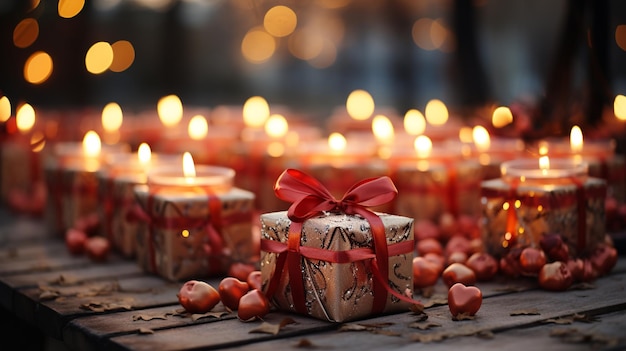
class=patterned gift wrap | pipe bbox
[260,211,414,322]
[480,176,606,258]
[393,159,483,221]
[133,185,255,281]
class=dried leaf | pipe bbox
[510,309,540,316]
[371,329,401,337]
[475,330,494,339]
[295,339,316,348]
[408,321,441,330]
[358,322,394,328]
[249,318,297,335]
[191,311,230,321]
[138,328,155,334]
[80,299,133,312]
[544,317,573,325]
[39,290,60,301]
[133,312,173,321]
[572,313,599,323]
[410,332,446,343]
[409,303,425,314]
[339,324,369,332]
[452,313,476,321]
[422,295,448,308]
[50,274,81,286]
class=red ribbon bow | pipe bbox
[263,169,417,318]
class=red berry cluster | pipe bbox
[64,213,111,262]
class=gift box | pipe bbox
[260,169,416,323]
[133,183,256,281]
[480,159,606,258]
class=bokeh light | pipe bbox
[241,27,276,63]
[616,25,626,51]
[16,103,36,133]
[58,0,85,18]
[424,99,449,125]
[346,89,375,121]
[264,6,297,38]
[0,96,11,123]
[157,94,183,127]
[85,42,113,74]
[13,18,39,48]
[110,40,135,72]
[24,51,53,84]
[188,115,209,140]
[242,96,270,128]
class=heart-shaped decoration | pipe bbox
[218,277,250,310]
[237,289,270,322]
[448,282,482,317]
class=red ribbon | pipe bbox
[263,168,418,317]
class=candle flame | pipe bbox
[539,156,550,175]
[264,114,288,138]
[403,109,426,135]
[188,115,208,140]
[537,141,549,156]
[157,94,183,127]
[242,96,270,128]
[101,102,123,132]
[16,103,35,133]
[570,125,583,153]
[137,142,151,166]
[614,94,626,121]
[414,135,432,158]
[182,152,196,184]
[492,106,513,128]
[424,99,448,126]
[372,114,394,144]
[472,125,490,152]
[0,96,11,122]
[82,130,101,158]
[346,89,374,121]
[328,132,347,153]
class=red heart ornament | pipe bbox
[448,282,482,317]
[218,277,249,310]
[237,289,270,322]
[246,270,262,291]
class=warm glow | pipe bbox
[412,18,450,51]
[183,152,196,183]
[424,99,448,125]
[539,156,550,175]
[264,114,289,138]
[13,18,39,48]
[403,109,426,135]
[614,94,626,121]
[328,132,347,153]
[101,102,123,132]
[188,115,209,140]
[288,28,325,61]
[537,141,549,156]
[110,40,135,72]
[264,6,297,38]
[157,95,183,127]
[414,135,433,158]
[85,42,113,74]
[346,89,375,121]
[58,0,85,18]
[30,131,45,152]
[241,27,276,63]
[82,131,102,158]
[372,115,394,144]
[472,125,490,152]
[570,125,583,153]
[16,103,36,133]
[24,51,53,84]
[267,142,285,157]
[492,106,513,128]
[138,143,151,166]
[0,96,11,122]
[458,126,473,143]
[616,25,626,51]
[242,96,270,128]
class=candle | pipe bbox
[392,135,483,222]
[480,157,606,258]
[463,125,526,180]
[532,125,626,203]
[97,143,182,257]
[133,153,256,281]
[43,131,130,235]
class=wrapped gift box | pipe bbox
[133,184,255,281]
[260,210,414,322]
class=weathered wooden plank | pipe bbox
[0,240,67,262]
[201,272,626,351]
[0,215,50,244]
[0,260,144,311]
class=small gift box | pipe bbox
[133,162,256,281]
[481,158,606,258]
[260,169,416,323]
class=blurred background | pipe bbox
[1,0,626,133]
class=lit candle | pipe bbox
[392,135,483,221]
[464,125,526,180]
[133,153,256,281]
[481,157,606,258]
[533,125,625,203]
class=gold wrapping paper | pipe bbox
[134,185,255,281]
[393,159,483,221]
[260,211,414,322]
[481,177,606,257]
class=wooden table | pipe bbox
[1,210,625,351]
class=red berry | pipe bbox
[85,236,110,262]
[218,277,249,310]
[416,238,443,256]
[412,257,441,288]
[538,261,573,291]
[466,252,498,281]
[442,263,476,288]
[65,228,87,255]
[237,289,270,321]
[246,270,262,291]
[519,247,546,275]
[177,280,220,314]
